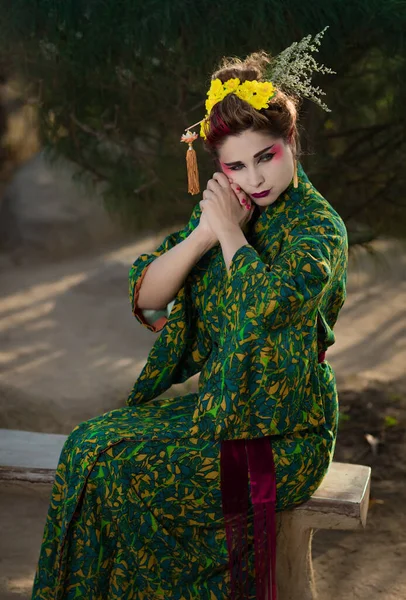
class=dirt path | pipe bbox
[1,234,405,598]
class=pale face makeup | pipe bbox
[218,128,295,213]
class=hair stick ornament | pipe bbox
[180,130,200,195]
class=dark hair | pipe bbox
[202,51,301,163]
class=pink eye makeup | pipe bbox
[220,162,233,173]
[271,144,283,159]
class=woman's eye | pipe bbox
[229,153,275,171]
[260,153,275,162]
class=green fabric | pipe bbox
[127,162,348,441]
[32,162,348,599]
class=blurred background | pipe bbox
[0,1,405,598]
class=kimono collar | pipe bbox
[253,160,309,220]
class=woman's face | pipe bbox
[217,128,295,212]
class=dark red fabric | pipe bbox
[220,436,276,600]
[220,438,250,599]
[220,351,327,599]
[246,437,277,600]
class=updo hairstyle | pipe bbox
[202,51,301,164]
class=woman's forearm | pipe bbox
[137,227,214,310]
[218,225,249,275]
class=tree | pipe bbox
[0,72,39,216]
[0,0,405,242]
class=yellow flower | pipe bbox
[235,80,275,110]
[205,78,230,113]
[200,118,209,140]
[200,78,277,138]
[209,78,224,96]
[223,78,240,93]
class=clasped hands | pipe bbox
[198,172,255,247]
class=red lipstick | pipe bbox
[251,188,272,198]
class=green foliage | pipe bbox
[389,393,404,402]
[384,415,398,427]
[264,26,337,111]
[339,410,351,424]
[0,0,405,235]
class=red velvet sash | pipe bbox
[220,350,327,599]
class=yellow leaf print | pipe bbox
[269,382,279,394]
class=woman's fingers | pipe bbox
[230,183,252,210]
[206,177,222,193]
[212,172,231,188]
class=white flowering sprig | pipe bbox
[265,26,336,112]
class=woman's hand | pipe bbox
[198,172,255,241]
[194,204,219,251]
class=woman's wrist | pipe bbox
[218,226,248,274]
[188,226,217,257]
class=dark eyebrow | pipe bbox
[223,144,275,167]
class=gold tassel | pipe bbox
[186,142,200,195]
[180,130,200,195]
[293,158,298,188]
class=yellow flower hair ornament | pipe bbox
[206,78,275,119]
[200,78,276,139]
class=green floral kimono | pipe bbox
[32,162,348,600]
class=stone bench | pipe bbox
[276,461,371,599]
[0,429,371,599]
[0,428,67,484]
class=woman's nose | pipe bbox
[246,168,265,188]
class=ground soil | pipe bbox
[314,377,406,599]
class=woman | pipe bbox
[32,35,348,600]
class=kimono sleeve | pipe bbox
[224,222,344,330]
[128,201,201,332]
[138,299,176,330]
